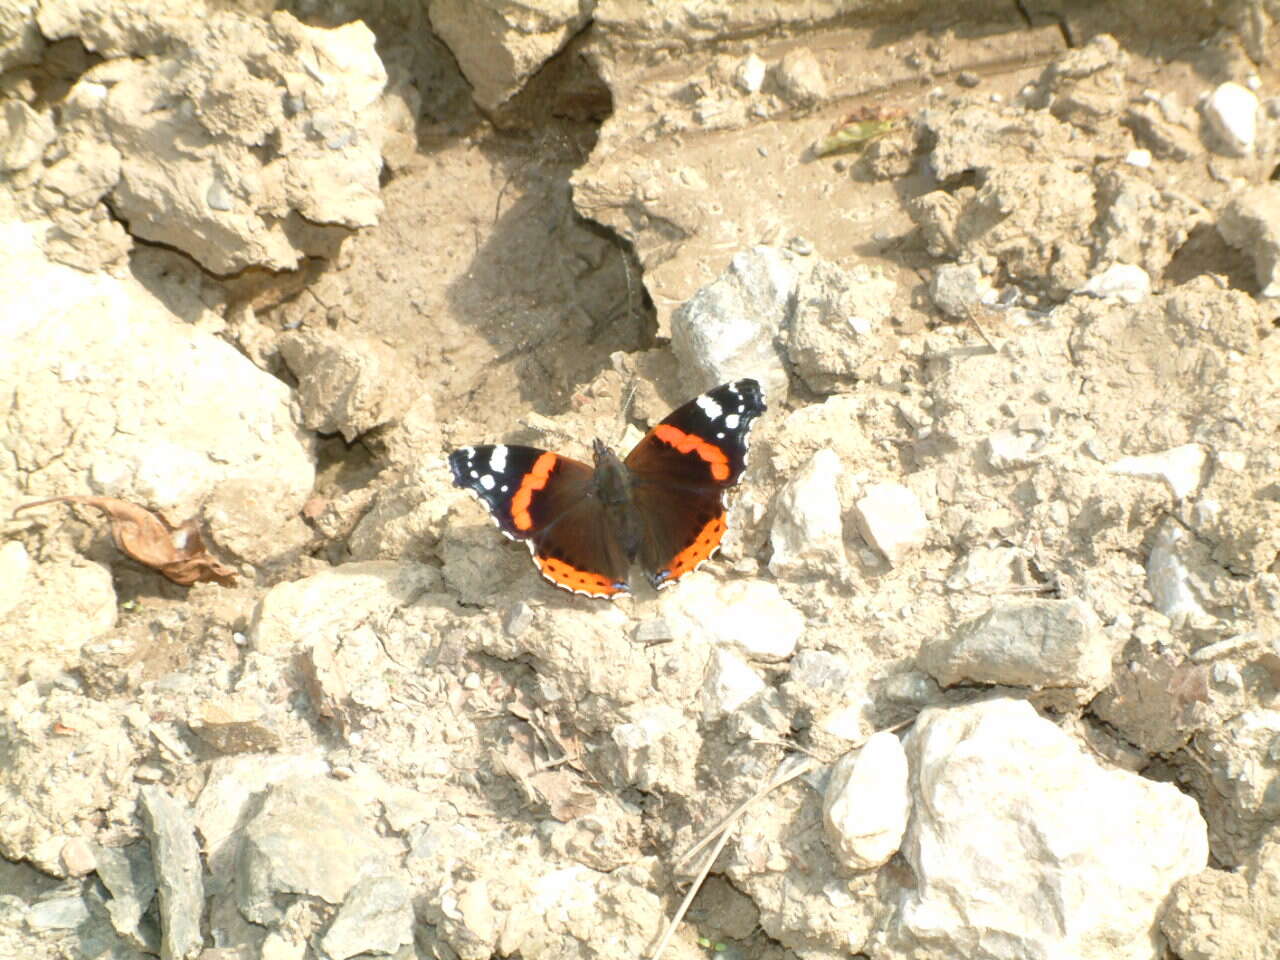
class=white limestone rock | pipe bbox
[769,448,845,577]
[0,220,315,528]
[775,48,827,105]
[321,874,414,960]
[701,647,767,720]
[1203,81,1258,154]
[1147,518,1211,620]
[1081,262,1152,303]
[611,705,697,794]
[39,8,388,273]
[852,482,928,566]
[1107,443,1206,499]
[249,561,439,656]
[823,731,910,871]
[279,327,422,443]
[0,0,43,70]
[788,260,896,393]
[930,261,993,319]
[876,698,1208,960]
[671,245,794,403]
[735,53,766,93]
[0,551,116,677]
[663,577,803,662]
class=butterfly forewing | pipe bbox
[624,379,766,587]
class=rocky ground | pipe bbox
[2,1,1279,958]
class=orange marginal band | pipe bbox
[661,513,727,581]
[652,424,731,481]
[536,555,625,597]
[510,452,559,531]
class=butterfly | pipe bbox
[447,379,766,598]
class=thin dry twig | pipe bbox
[652,719,914,958]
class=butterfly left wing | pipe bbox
[623,379,766,589]
[447,444,630,598]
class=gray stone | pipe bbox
[775,48,827,105]
[320,874,414,960]
[1191,709,1280,864]
[929,262,991,319]
[236,776,397,925]
[787,260,894,393]
[920,598,1115,702]
[194,753,331,887]
[1219,183,1280,298]
[670,245,793,404]
[26,892,90,930]
[93,842,159,952]
[139,786,204,960]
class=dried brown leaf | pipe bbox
[14,496,236,587]
[528,769,598,822]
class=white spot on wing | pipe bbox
[480,474,495,490]
[490,444,508,473]
[697,395,723,419]
[724,412,741,429]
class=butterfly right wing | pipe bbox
[447,444,630,598]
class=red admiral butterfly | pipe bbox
[448,379,766,599]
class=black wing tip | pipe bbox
[726,377,766,413]
[446,448,473,487]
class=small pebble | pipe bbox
[787,236,814,256]
[1204,81,1258,152]
[735,53,766,94]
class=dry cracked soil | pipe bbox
[2,1,1280,960]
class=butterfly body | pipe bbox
[448,379,766,599]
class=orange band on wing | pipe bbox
[652,424,732,482]
[510,452,559,531]
[661,513,727,581]
[536,555,626,597]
